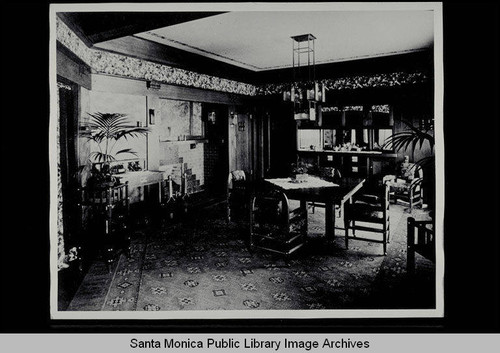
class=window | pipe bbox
[298,129,322,150]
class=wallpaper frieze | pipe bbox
[256,71,429,96]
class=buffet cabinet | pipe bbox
[296,105,397,178]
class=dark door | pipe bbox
[203,103,229,197]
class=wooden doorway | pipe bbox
[203,103,229,197]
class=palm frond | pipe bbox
[400,119,435,148]
[114,127,149,141]
[88,151,117,163]
[80,112,149,163]
[383,119,434,153]
[114,148,139,157]
[413,156,435,169]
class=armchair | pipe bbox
[383,157,423,209]
[344,182,390,255]
[250,189,307,257]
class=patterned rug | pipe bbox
[66,203,435,312]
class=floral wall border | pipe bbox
[56,17,258,96]
[256,71,430,96]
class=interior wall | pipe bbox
[72,73,253,195]
[85,90,148,165]
[158,98,205,193]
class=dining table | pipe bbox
[263,175,366,238]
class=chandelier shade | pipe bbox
[283,34,326,121]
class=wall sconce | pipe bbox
[146,80,161,90]
[208,111,216,124]
[238,122,245,131]
[149,109,155,125]
[230,112,238,127]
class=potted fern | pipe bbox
[80,112,149,189]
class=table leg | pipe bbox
[300,199,308,232]
[325,201,335,239]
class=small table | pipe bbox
[264,176,365,238]
[113,170,167,204]
[113,170,168,226]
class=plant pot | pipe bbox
[87,174,117,189]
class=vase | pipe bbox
[292,173,308,183]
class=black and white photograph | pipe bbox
[49,2,445,319]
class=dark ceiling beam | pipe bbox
[57,12,224,45]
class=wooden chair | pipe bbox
[250,189,307,257]
[227,170,248,222]
[343,182,390,255]
[384,163,424,209]
[407,217,435,276]
[78,182,130,269]
[309,167,343,222]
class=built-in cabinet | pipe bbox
[297,105,397,178]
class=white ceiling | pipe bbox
[135,10,434,72]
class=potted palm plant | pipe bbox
[80,112,149,189]
[383,119,434,169]
[383,118,435,208]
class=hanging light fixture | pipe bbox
[283,34,326,121]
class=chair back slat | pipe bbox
[407,217,435,275]
[250,188,306,256]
